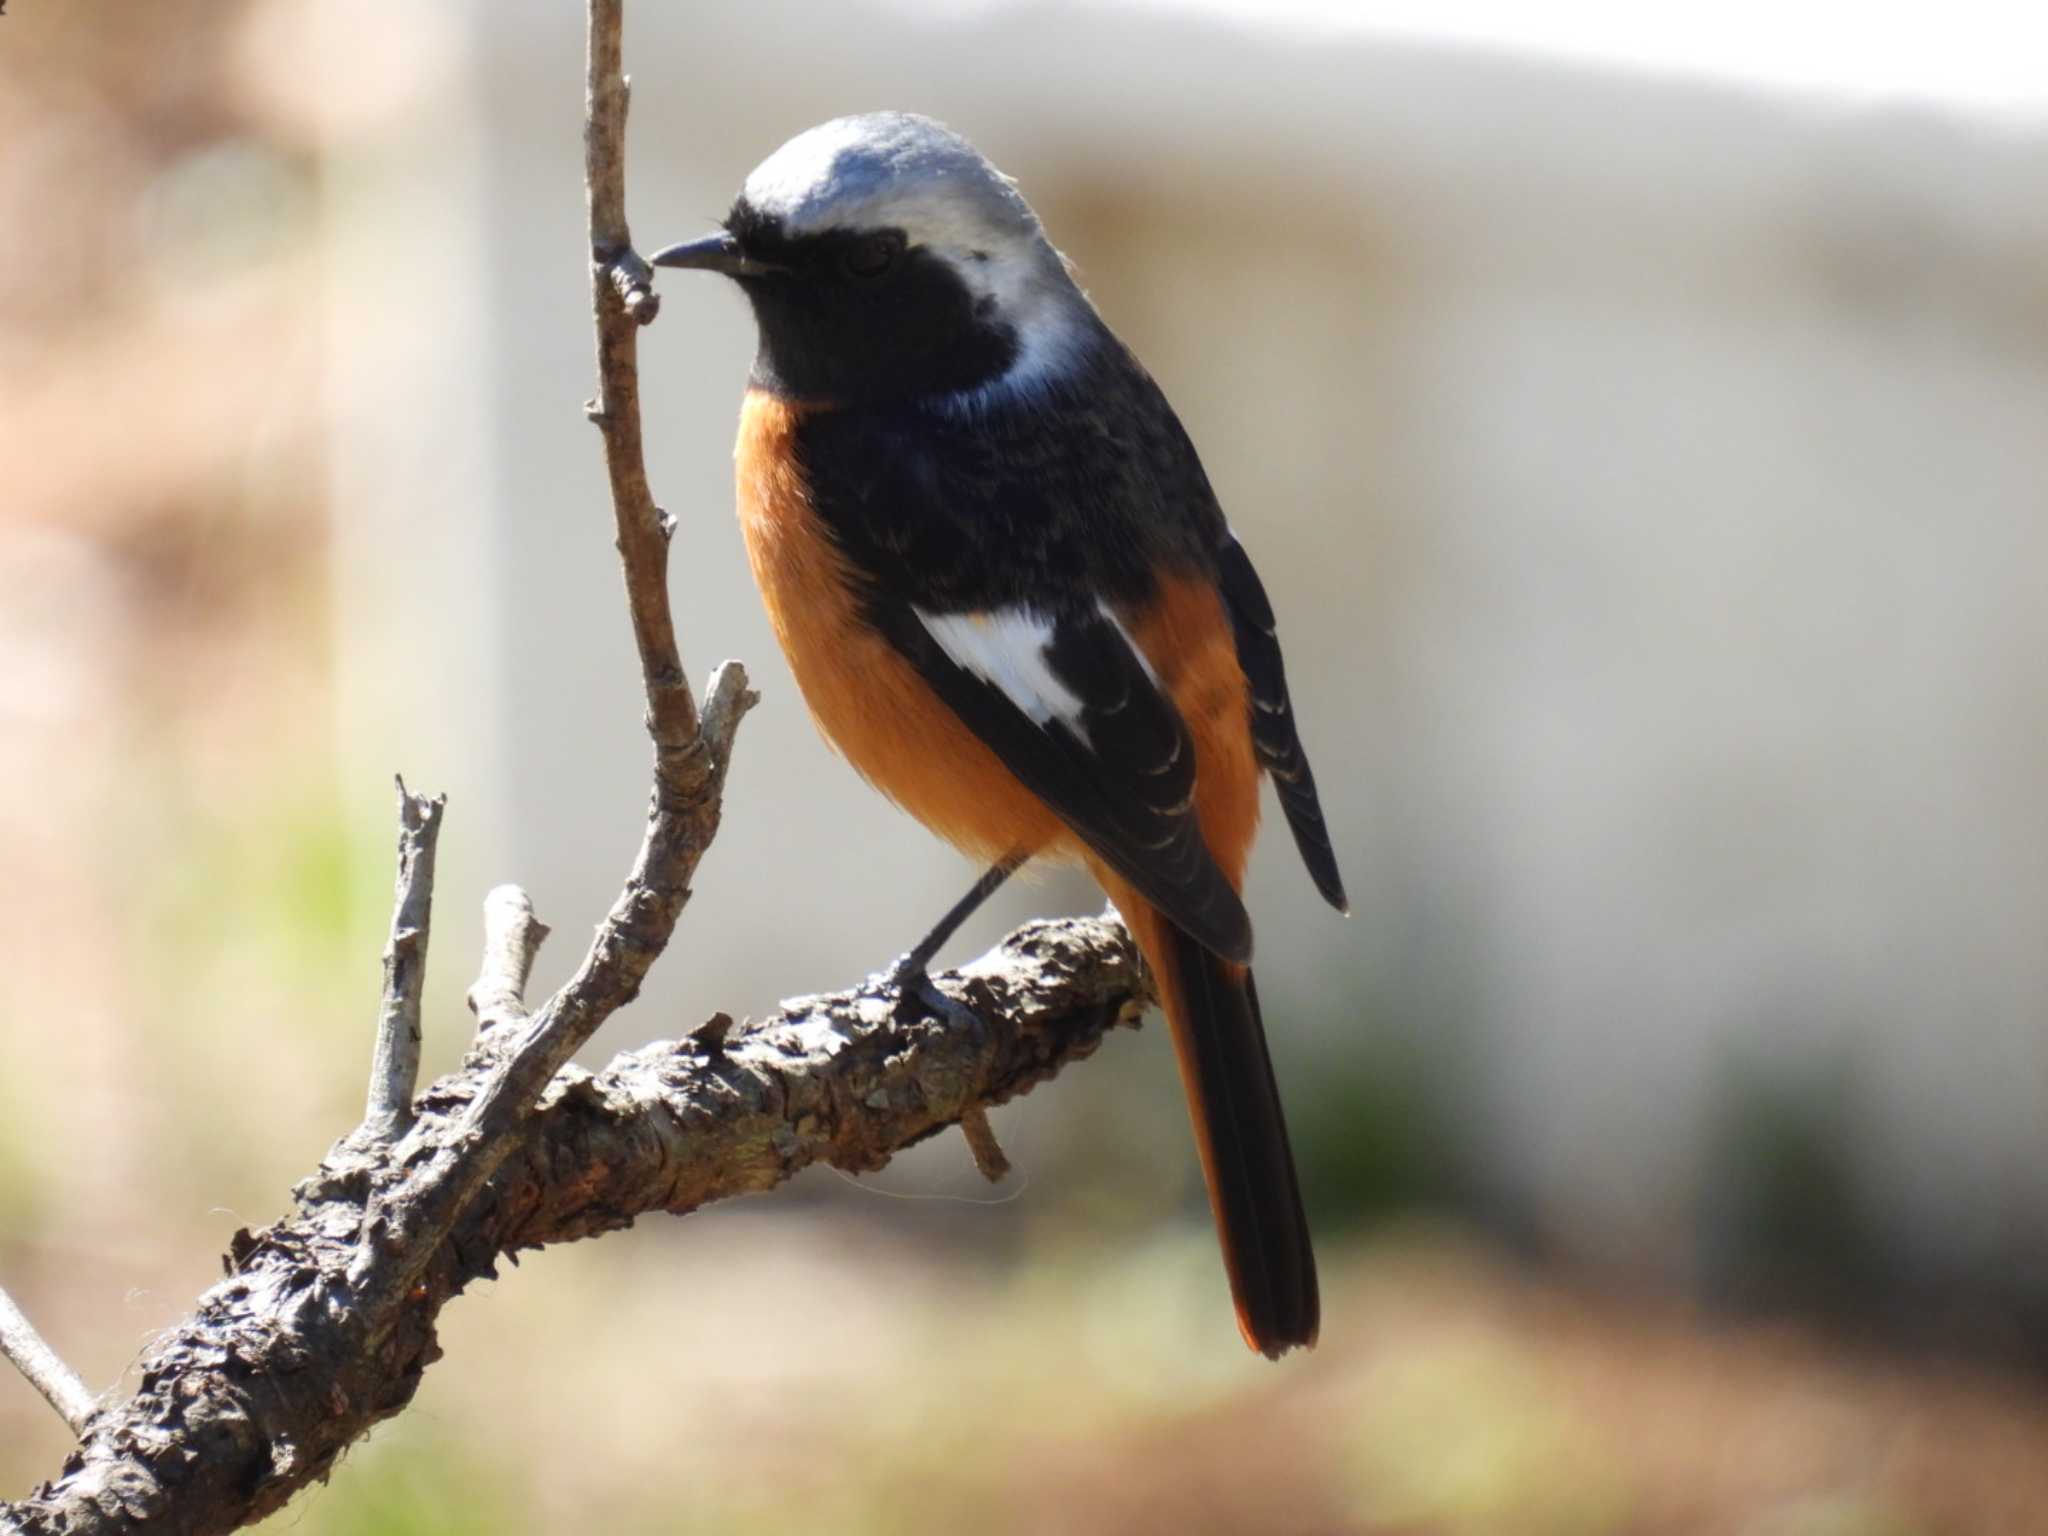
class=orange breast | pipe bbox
[735,389,1261,893]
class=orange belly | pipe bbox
[735,388,1259,885]
[737,390,1067,862]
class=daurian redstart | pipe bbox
[654,113,1346,1357]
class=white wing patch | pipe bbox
[916,606,1090,743]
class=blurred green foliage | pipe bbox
[1293,1028,1462,1230]
[140,790,368,1003]
[268,1433,517,1536]
[1697,1047,1886,1321]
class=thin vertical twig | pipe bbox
[361,778,445,1139]
[583,2,692,757]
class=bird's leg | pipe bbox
[888,853,1025,1033]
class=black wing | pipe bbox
[1216,532,1349,913]
[796,398,1253,963]
[877,599,1252,963]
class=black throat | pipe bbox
[725,205,1022,406]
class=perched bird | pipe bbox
[653,113,1346,1357]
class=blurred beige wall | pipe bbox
[326,0,2048,1292]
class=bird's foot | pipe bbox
[886,955,986,1043]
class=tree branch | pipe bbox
[0,1286,94,1438]
[359,779,445,1141]
[325,0,754,1323]
[0,917,1149,1535]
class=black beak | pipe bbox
[648,231,783,277]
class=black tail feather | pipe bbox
[1157,918,1320,1357]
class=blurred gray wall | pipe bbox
[329,0,2048,1307]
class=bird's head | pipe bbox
[653,112,1093,407]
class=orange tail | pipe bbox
[1124,897,1320,1357]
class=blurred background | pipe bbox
[4,1,2047,1530]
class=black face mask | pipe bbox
[725,211,1021,406]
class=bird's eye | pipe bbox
[841,233,903,280]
